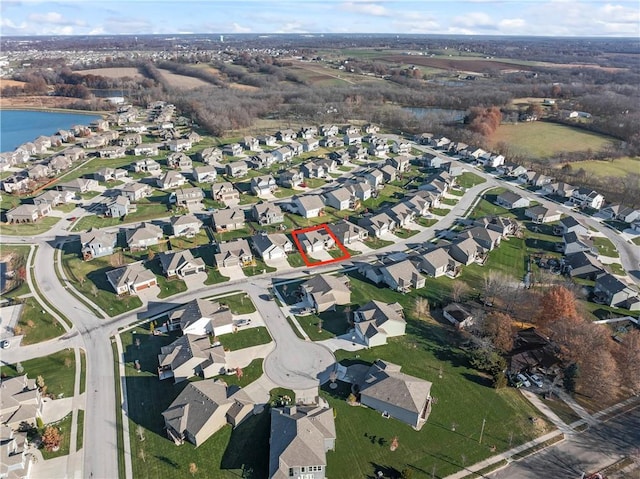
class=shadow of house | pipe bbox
[220,409,271,476]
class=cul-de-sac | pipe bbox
[1,9,639,479]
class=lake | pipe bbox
[403,107,467,123]
[0,110,102,153]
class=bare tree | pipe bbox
[451,281,470,303]
[413,297,430,320]
[482,271,510,306]
[138,448,146,463]
[189,463,198,476]
[136,425,145,442]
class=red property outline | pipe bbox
[291,224,351,267]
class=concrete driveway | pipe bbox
[182,271,207,290]
[218,265,246,280]
[264,256,291,270]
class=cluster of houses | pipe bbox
[0,374,44,479]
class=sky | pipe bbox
[1,0,639,37]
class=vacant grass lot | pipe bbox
[15,296,65,344]
[1,349,76,398]
[216,326,272,350]
[561,156,640,180]
[122,327,271,479]
[490,121,613,159]
[60,241,142,316]
[457,172,486,189]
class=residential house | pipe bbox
[600,204,640,224]
[391,141,411,155]
[119,182,151,202]
[340,125,360,135]
[293,195,325,219]
[387,155,411,173]
[495,191,530,209]
[242,136,260,151]
[385,202,415,228]
[298,126,318,139]
[106,262,157,295]
[162,380,253,447]
[320,136,344,148]
[125,222,163,250]
[33,189,74,208]
[379,260,425,292]
[301,138,320,152]
[192,165,217,183]
[571,187,604,210]
[478,153,505,168]
[497,163,528,178]
[458,226,502,251]
[562,252,604,280]
[358,360,432,430]
[215,239,254,268]
[252,203,284,225]
[554,216,588,236]
[414,132,434,145]
[251,233,293,261]
[430,136,451,149]
[323,187,355,211]
[328,220,368,245]
[0,425,32,479]
[167,299,234,336]
[416,247,455,278]
[380,164,397,183]
[278,170,304,189]
[449,237,485,265]
[225,161,248,178]
[363,169,384,189]
[58,178,99,194]
[345,180,372,201]
[158,334,226,383]
[273,146,294,163]
[132,144,160,156]
[421,153,444,168]
[157,171,187,190]
[171,214,203,238]
[357,212,396,237]
[105,195,133,218]
[0,374,43,430]
[276,129,296,142]
[300,274,351,313]
[27,164,50,180]
[562,232,596,255]
[168,139,192,152]
[368,141,388,157]
[443,303,474,329]
[222,143,243,157]
[519,171,552,188]
[258,135,277,147]
[524,205,562,224]
[594,273,640,310]
[354,301,406,347]
[94,167,128,182]
[211,182,240,205]
[48,155,73,174]
[118,132,142,147]
[97,146,126,159]
[250,175,277,196]
[402,192,434,216]
[158,250,206,278]
[5,204,51,223]
[1,175,30,194]
[319,124,339,137]
[540,182,576,198]
[173,187,205,207]
[80,228,117,260]
[298,229,335,254]
[343,133,363,146]
[211,208,245,232]
[167,152,192,170]
[132,159,161,174]
[300,162,325,179]
[348,145,368,161]
[269,404,336,479]
[198,147,223,164]
[251,152,277,169]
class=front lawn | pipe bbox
[1,349,76,398]
[40,413,72,460]
[457,172,486,188]
[216,326,272,350]
[216,292,257,314]
[71,203,170,232]
[416,217,438,227]
[1,216,60,236]
[393,228,419,239]
[364,237,394,249]
[147,258,188,299]
[593,236,620,258]
[286,252,307,268]
[15,297,65,344]
[243,258,277,277]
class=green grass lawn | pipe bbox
[60,241,143,316]
[1,349,76,398]
[468,193,512,220]
[431,207,452,216]
[559,156,640,181]
[216,327,272,350]
[607,263,626,275]
[1,216,60,235]
[416,217,438,227]
[191,245,230,285]
[168,231,210,250]
[393,228,419,239]
[71,203,170,232]
[147,258,188,299]
[121,327,271,479]
[364,237,394,249]
[286,252,307,268]
[442,197,458,206]
[457,172,486,189]
[490,121,614,159]
[295,314,335,341]
[243,258,277,277]
[204,267,230,285]
[40,413,73,460]
[79,349,86,395]
[76,409,85,451]
[216,292,257,314]
[273,187,298,198]
[213,226,253,243]
[592,236,620,258]
[15,296,65,344]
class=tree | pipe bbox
[536,285,579,329]
[451,281,470,303]
[149,322,155,335]
[36,375,45,390]
[235,367,243,380]
[390,436,399,451]
[42,426,62,451]
[136,425,145,442]
[493,371,508,389]
[483,312,514,353]
[413,297,430,320]
[16,362,24,374]
[482,271,510,306]
[138,448,146,463]
[401,468,413,479]
[90,283,99,298]
[189,463,198,476]
[147,249,156,261]
[614,329,640,394]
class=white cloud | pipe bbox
[231,22,251,33]
[27,11,85,26]
[275,22,309,33]
[452,12,496,29]
[498,18,526,30]
[341,2,390,17]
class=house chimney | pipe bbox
[285,405,296,416]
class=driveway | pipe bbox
[264,256,291,271]
[182,271,207,290]
[225,342,275,369]
[218,265,246,280]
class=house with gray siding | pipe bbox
[80,228,117,260]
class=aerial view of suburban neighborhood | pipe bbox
[0,2,639,479]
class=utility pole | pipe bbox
[479,417,486,444]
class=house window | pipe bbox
[289,468,294,477]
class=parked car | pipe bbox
[516,373,531,388]
[234,318,252,328]
[528,373,544,388]
[1,339,10,349]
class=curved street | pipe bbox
[1,143,639,479]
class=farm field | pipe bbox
[157,69,212,89]
[489,121,613,158]
[73,67,145,79]
[559,156,640,180]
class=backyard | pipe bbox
[0,349,76,398]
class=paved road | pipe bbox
[490,404,640,478]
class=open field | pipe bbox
[157,69,212,89]
[558,156,640,180]
[0,79,27,87]
[489,121,614,159]
[73,67,144,79]
[379,55,535,72]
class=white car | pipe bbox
[528,373,544,388]
[0,340,9,349]
[516,373,531,388]
[234,318,252,328]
